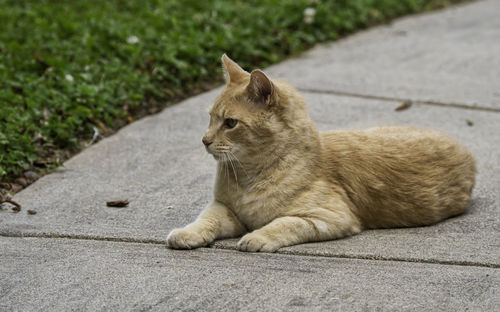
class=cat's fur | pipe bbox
[167,54,476,252]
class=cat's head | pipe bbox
[203,54,314,164]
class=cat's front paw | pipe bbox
[237,232,281,252]
[167,228,206,249]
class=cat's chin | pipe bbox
[211,153,234,163]
[210,152,224,161]
[208,150,230,161]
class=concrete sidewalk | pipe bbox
[2,0,499,310]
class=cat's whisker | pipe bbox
[223,154,229,193]
[227,153,239,185]
[228,151,250,179]
[216,154,224,178]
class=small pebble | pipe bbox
[27,210,37,215]
[24,171,39,182]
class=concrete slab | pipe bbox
[3,91,499,266]
[266,0,500,110]
[1,237,498,311]
[2,2,499,310]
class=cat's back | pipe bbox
[320,126,476,228]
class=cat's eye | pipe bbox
[224,118,238,129]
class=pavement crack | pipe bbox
[0,231,164,245]
[274,249,500,269]
[298,88,500,113]
[213,243,500,269]
[2,232,498,269]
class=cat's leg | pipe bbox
[237,208,362,252]
[167,201,246,249]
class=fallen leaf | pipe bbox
[395,100,412,111]
[34,158,50,167]
[15,177,28,187]
[106,200,129,208]
[466,119,474,126]
[96,120,109,133]
[0,183,12,190]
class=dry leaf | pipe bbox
[395,100,412,111]
[106,200,129,208]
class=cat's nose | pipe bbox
[202,136,213,147]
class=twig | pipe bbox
[1,199,22,211]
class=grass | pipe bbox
[0,0,467,182]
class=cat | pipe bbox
[166,54,476,252]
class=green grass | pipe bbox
[0,0,466,181]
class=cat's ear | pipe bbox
[221,54,248,84]
[246,69,275,105]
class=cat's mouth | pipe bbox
[211,153,224,161]
[206,146,226,159]
[207,146,234,162]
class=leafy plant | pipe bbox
[0,0,467,181]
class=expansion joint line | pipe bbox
[1,232,498,269]
[297,88,500,113]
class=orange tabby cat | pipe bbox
[167,54,476,252]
